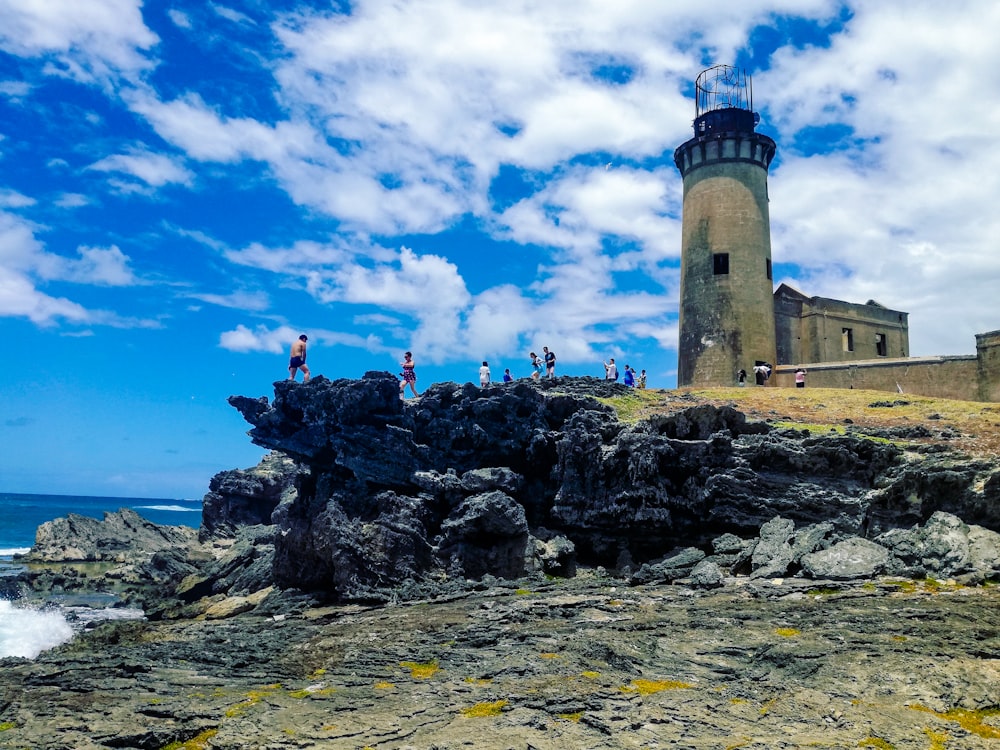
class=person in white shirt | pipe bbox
[479,361,491,386]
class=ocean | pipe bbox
[0,492,203,659]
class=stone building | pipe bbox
[773,283,909,365]
[674,65,1000,402]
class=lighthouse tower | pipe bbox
[674,65,777,387]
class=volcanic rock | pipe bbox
[212,373,1000,601]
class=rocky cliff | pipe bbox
[198,373,1000,603]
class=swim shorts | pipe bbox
[290,356,305,368]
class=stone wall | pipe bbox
[773,355,982,400]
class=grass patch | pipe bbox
[0,722,15,731]
[884,577,962,595]
[400,660,439,679]
[858,738,895,749]
[771,420,845,435]
[911,705,1000,739]
[923,727,949,749]
[806,587,841,597]
[596,389,667,423]
[460,699,508,717]
[161,729,219,750]
[223,684,281,717]
[622,678,694,695]
[774,627,800,637]
[464,677,493,685]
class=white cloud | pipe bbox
[0,267,91,324]
[127,90,319,163]
[64,245,137,285]
[0,0,158,83]
[219,323,292,354]
[87,147,194,190]
[211,3,254,26]
[167,9,192,29]
[55,193,89,208]
[0,211,143,325]
[184,290,270,312]
[219,322,388,356]
[225,239,357,275]
[0,189,35,208]
[0,80,31,100]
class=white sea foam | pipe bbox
[0,600,74,659]
[0,547,31,557]
[134,504,200,512]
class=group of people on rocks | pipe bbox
[287,335,648,396]
[602,358,646,388]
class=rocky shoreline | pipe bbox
[2,375,999,748]
[2,572,999,749]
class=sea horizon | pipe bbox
[0,491,203,558]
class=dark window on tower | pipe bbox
[713,253,729,275]
[842,327,854,352]
[875,333,887,356]
[766,258,772,280]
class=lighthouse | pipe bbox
[674,65,777,387]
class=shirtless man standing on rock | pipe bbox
[288,334,311,382]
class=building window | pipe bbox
[842,327,854,352]
[875,333,887,356]
[713,253,729,275]
[766,258,772,280]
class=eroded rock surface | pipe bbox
[2,577,999,750]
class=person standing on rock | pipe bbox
[400,351,419,398]
[502,368,513,383]
[623,365,634,387]
[604,358,618,380]
[530,352,543,381]
[288,334,311,382]
[479,361,491,386]
[543,346,556,379]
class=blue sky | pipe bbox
[2,0,999,499]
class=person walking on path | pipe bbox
[400,351,419,397]
[795,368,807,388]
[288,334,311,382]
[543,346,556,379]
[530,352,543,381]
[479,361,491,386]
[604,358,618,381]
